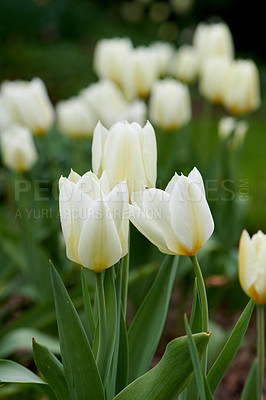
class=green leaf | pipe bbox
[128,255,179,382]
[115,309,129,394]
[184,315,207,400]
[114,332,210,400]
[0,328,60,358]
[240,359,259,400]
[32,339,71,400]
[50,262,105,400]
[0,359,46,385]
[207,299,255,394]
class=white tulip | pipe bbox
[93,37,133,85]
[121,47,159,99]
[92,120,157,199]
[1,78,54,135]
[56,97,97,139]
[193,22,234,71]
[222,59,261,115]
[0,124,38,172]
[149,78,191,130]
[59,170,129,272]
[199,56,231,103]
[149,41,175,77]
[81,80,127,128]
[129,167,214,256]
[169,45,198,84]
[239,230,266,304]
[218,116,248,149]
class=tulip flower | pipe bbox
[92,120,157,199]
[169,45,198,84]
[222,59,261,115]
[0,124,38,172]
[218,117,248,150]
[129,167,214,256]
[81,80,147,128]
[93,37,133,85]
[193,22,234,71]
[149,41,175,77]
[59,170,129,272]
[199,56,231,104]
[149,78,192,130]
[1,78,54,135]
[238,230,266,304]
[121,47,159,99]
[56,96,97,139]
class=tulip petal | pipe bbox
[169,176,214,255]
[68,169,81,183]
[129,202,174,255]
[165,173,179,195]
[239,230,259,300]
[92,121,108,175]
[140,188,181,253]
[103,181,129,256]
[188,167,206,195]
[140,121,157,187]
[78,200,122,271]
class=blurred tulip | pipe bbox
[0,96,12,130]
[149,41,175,77]
[92,120,157,199]
[93,37,133,85]
[129,167,214,256]
[59,170,129,272]
[218,116,248,150]
[81,80,147,128]
[56,97,97,139]
[149,78,191,130]
[222,59,261,115]
[239,230,266,304]
[169,45,198,84]
[0,124,38,172]
[199,56,231,104]
[1,78,54,135]
[193,22,234,71]
[121,47,159,99]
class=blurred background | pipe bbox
[0,1,265,399]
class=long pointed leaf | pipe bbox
[50,262,104,400]
[240,360,259,400]
[184,315,207,400]
[207,299,255,394]
[128,255,179,382]
[32,339,71,400]
[81,268,95,345]
[114,332,210,400]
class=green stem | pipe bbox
[121,229,130,317]
[190,255,209,373]
[95,271,107,380]
[257,304,265,397]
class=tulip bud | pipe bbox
[129,167,214,256]
[239,230,266,304]
[199,56,231,104]
[92,120,157,199]
[56,97,97,139]
[169,45,198,84]
[81,80,128,128]
[1,78,54,135]
[193,22,234,71]
[222,59,261,115]
[59,170,129,272]
[218,116,248,150]
[149,41,175,77]
[121,47,159,99]
[93,37,133,85]
[149,78,192,130]
[0,124,38,172]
